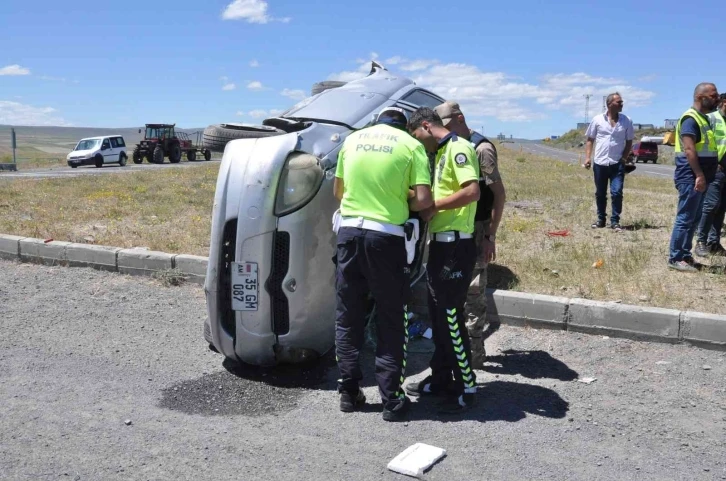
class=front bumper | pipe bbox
[67,158,94,166]
[204,125,345,366]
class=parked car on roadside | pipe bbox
[67,135,127,168]
[629,141,659,164]
[204,62,444,367]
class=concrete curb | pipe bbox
[484,289,725,351]
[2,233,726,351]
[0,233,206,285]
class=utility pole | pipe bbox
[11,128,16,165]
[583,94,593,123]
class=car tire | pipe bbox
[119,153,127,167]
[153,146,164,164]
[203,149,212,161]
[70,165,78,169]
[94,155,103,168]
[202,123,284,153]
[652,159,658,164]
[169,144,182,164]
[187,150,197,162]
[311,80,347,96]
[132,147,143,164]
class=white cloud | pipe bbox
[247,80,264,91]
[280,88,307,101]
[240,108,284,119]
[222,0,291,23]
[327,56,656,122]
[0,100,70,126]
[250,59,259,67]
[222,83,236,91]
[0,64,31,76]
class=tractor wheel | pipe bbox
[153,146,164,164]
[202,123,284,153]
[132,147,143,164]
[169,144,182,164]
[119,153,127,167]
[311,80,347,96]
[187,150,197,162]
[94,155,103,168]
[203,149,212,161]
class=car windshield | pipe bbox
[75,139,101,151]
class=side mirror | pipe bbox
[138,129,142,134]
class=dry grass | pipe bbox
[0,165,218,255]
[495,144,726,313]
[1,146,725,313]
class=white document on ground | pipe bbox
[387,443,446,478]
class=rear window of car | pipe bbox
[641,142,658,150]
[111,137,125,148]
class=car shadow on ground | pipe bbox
[483,349,579,381]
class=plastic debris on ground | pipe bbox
[578,377,597,384]
[408,321,427,338]
[546,229,571,237]
[592,259,604,269]
[387,443,447,478]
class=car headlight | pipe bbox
[274,152,324,216]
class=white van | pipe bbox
[67,135,128,168]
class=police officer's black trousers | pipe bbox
[335,227,410,405]
[427,238,477,394]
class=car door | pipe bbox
[112,136,126,161]
[101,138,114,163]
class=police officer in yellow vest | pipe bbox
[405,107,481,413]
[333,107,432,422]
[695,93,726,257]
[668,82,720,272]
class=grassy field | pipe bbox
[0,148,725,314]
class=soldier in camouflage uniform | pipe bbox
[434,101,507,369]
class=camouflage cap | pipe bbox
[434,101,463,126]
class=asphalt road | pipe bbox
[1,259,725,480]
[505,142,675,180]
[0,159,221,180]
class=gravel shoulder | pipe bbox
[1,260,725,480]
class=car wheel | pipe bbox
[119,153,127,167]
[652,159,658,164]
[169,144,182,164]
[70,165,78,169]
[132,147,143,164]
[153,146,164,164]
[187,150,197,162]
[202,123,284,153]
[203,149,212,161]
[311,80,347,96]
[94,155,103,168]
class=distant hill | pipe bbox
[0,124,206,155]
[551,126,671,149]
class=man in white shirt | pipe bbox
[584,93,635,231]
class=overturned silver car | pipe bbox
[204,63,445,366]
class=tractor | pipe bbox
[132,124,211,164]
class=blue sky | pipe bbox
[0,0,721,139]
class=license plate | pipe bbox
[231,262,259,311]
